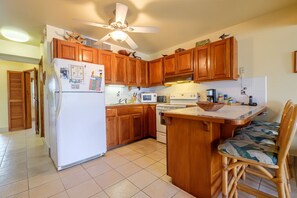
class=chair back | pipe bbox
[278,100,293,134]
[277,104,297,168]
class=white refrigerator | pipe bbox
[48,58,106,170]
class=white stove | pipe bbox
[156,93,199,144]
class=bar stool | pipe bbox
[218,104,297,198]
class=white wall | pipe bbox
[0,39,40,59]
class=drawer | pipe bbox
[106,108,116,117]
[117,106,143,116]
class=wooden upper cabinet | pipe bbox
[149,58,163,86]
[176,49,193,74]
[210,37,238,80]
[194,45,211,82]
[164,54,176,76]
[98,50,113,84]
[113,54,127,84]
[137,60,148,87]
[78,45,97,63]
[53,38,78,61]
[127,58,137,86]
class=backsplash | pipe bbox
[105,86,153,104]
[153,76,267,105]
[104,76,267,106]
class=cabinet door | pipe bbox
[149,58,163,86]
[136,60,148,87]
[98,50,113,84]
[127,58,137,85]
[148,105,156,138]
[132,114,143,140]
[194,45,211,82]
[118,115,133,144]
[79,45,98,63]
[53,38,78,61]
[211,39,231,79]
[106,116,118,150]
[114,54,127,84]
[176,49,193,74]
[164,54,176,76]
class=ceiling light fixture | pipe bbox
[110,30,127,42]
[1,28,29,42]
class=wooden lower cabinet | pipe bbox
[106,104,155,150]
[118,115,133,144]
[106,116,118,149]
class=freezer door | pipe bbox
[55,92,106,168]
[53,58,104,93]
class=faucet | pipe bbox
[118,98,127,104]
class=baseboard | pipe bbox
[0,127,8,133]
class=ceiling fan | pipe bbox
[75,3,159,49]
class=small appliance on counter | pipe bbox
[141,92,157,103]
[206,89,217,103]
[157,95,169,103]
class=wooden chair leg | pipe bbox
[276,181,286,198]
[285,161,292,193]
[222,156,228,198]
[232,159,238,198]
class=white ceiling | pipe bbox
[0,0,296,54]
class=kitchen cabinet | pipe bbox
[113,54,127,84]
[127,58,137,86]
[136,60,148,87]
[176,49,193,74]
[164,49,193,77]
[53,38,78,61]
[105,104,156,150]
[164,54,176,76]
[149,58,163,86]
[98,50,113,84]
[146,105,156,138]
[78,45,98,63]
[194,37,238,82]
[194,45,211,81]
[118,115,133,144]
[106,108,118,150]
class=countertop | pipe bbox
[163,105,266,124]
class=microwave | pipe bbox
[141,93,157,103]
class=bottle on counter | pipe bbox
[218,93,224,103]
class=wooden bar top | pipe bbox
[164,105,266,125]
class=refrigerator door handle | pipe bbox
[54,68,63,118]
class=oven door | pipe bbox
[156,108,167,133]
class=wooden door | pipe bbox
[7,71,25,131]
[147,105,156,138]
[194,45,211,82]
[79,45,98,63]
[39,59,45,137]
[127,58,137,86]
[113,54,127,84]
[149,58,163,86]
[118,115,132,144]
[132,114,143,140]
[24,71,32,129]
[163,54,176,76]
[136,60,148,87]
[53,38,78,61]
[33,68,39,134]
[210,38,231,79]
[106,116,118,149]
[176,49,193,74]
[98,50,113,84]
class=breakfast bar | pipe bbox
[163,105,266,198]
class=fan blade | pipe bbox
[115,3,128,25]
[94,33,111,45]
[73,19,113,30]
[125,35,138,49]
[126,26,160,33]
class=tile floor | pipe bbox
[0,127,297,198]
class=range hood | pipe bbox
[164,74,194,86]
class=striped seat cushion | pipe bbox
[218,139,278,165]
[235,125,279,136]
[232,132,276,145]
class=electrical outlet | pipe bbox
[241,90,246,95]
[241,87,247,95]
